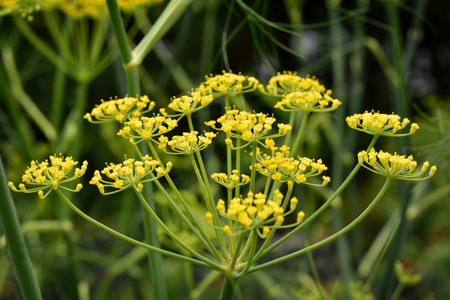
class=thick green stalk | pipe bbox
[106,0,140,96]
[219,276,236,300]
[0,156,43,300]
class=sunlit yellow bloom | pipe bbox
[158,131,217,154]
[90,155,172,194]
[206,109,290,145]
[9,154,87,199]
[209,191,304,238]
[197,71,259,97]
[168,91,213,115]
[274,90,341,113]
[394,261,422,286]
[259,71,327,96]
[253,145,330,185]
[357,148,436,180]
[346,111,419,136]
[117,114,178,144]
[84,95,154,123]
[0,0,163,19]
[211,170,251,190]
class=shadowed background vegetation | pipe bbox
[1,0,449,299]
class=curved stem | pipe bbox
[254,135,379,261]
[55,189,212,268]
[249,177,392,274]
[133,186,219,268]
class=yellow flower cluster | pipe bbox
[259,71,327,96]
[9,154,87,199]
[211,170,251,190]
[84,95,154,123]
[346,111,419,136]
[205,109,291,144]
[158,131,217,154]
[89,155,171,194]
[197,71,259,97]
[274,90,341,113]
[254,145,330,185]
[208,191,304,238]
[0,0,164,19]
[357,148,436,180]
[117,114,178,144]
[168,92,214,115]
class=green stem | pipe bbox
[133,186,218,268]
[140,183,167,300]
[255,136,379,260]
[249,177,392,273]
[289,111,309,157]
[0,156,43,300]
[219,276,236,300]
[131,0,194,67]
[105,0,141,96]
[55,189,211,268]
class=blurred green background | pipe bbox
[1,0,449,299]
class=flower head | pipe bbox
[206,109,291,146]
[254,145,330,186]
[9,154,87,199]
[89,155,171,194]
[211,170,251,190]
[158,131,217,154]
[117,114,178,144]
[197,71,259,98]
[209,191,304,238]
[357,148,436,180]
[259,71,327,96]
[274,90,341,113]
[346,111,419,136]
[168,91,213,116]
[84,95,154,123]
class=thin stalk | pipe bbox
[0,52,34,160]
[140,142,221,260]
[327,1,353,285]
[55,189,213,268]
[249,177,392,273]
[255,136,379,260]
[133,186,218,267]
[2,47,58,142]
[289,111,309,157]
[0,156,43,300]
[13,16,76,78]
[190,270,221,300]
[305,241,327,300]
